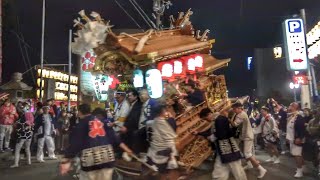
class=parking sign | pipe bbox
[283,18,308,71]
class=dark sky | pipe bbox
[3,0,320,96]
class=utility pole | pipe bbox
[0,0,3,84]
[39,0,46,102]
[300,9,316,108]
[67,30,72,111]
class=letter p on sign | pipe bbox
[288,20,302,33]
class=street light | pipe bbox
[289,82,300,102]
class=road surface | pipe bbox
[0,150,318,180]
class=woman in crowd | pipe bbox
[10,103,34,168]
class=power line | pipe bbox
[113,0,144,31]
[16,16,35,84]
[129,0,156,29]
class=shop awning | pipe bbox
[202,54,231,74]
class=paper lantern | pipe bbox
[92,74,109,102]
[172,59,186,78]
[182,56,196,74]
[80,71,95,96]
[193,54,204,71]
[133,69,144,88]
[157,62,173,80]
[145,69,163,99]
[81,49,96,71]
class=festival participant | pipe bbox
[57,110,70,152]
[59,104,133,180]
[34,106,57,162]
[273,101,288,155]
[199,107,247,180]
[139,89,157,126]
[230,102,267,179]
[286,102,306,178]
[0,99,19,152]
[120,89,143,154]
[165,94,184,118]
[10,104,34,168]
[46,98,56,118]
[92,108,108,122]
[112,90,130,132]
[69,107,79,134]
[56,102,67,118]
[146,105,179,180]
[260,106,280,164]
[181,81,204,106]
[16,101,24,117]
[306,110,320,177]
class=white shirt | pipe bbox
[233,111,254,141]
[139,99,150,129]
[286,113,297,141]
[43,114,52,136]
[261,115,278,136]
[114,100,130,121]
[114,100,130,131]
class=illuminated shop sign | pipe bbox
[37,68,78,84]
[283,18,308,71]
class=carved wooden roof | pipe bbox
[202,54,231,74]
[108,29,215,65]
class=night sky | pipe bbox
[3,0,320,96]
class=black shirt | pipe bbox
[186,89,204,106]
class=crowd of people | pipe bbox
[2,85,320,180]
[0,98,78,167]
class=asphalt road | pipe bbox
[0,150,318,180]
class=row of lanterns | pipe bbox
[306,21,320,59]
[133,68,163,99]
[80,49,204,100]
[133,54,204,99]
[158,54,204,81]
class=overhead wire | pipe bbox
[129,0,157,29]
[113,0,144,31]
[17,16,35,84]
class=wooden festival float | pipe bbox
[71,9,231,177]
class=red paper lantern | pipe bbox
[193,54,204,71]
[157,62,173,80]
[181,56,196,74]
[172,59,186,78]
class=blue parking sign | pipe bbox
[287,20,302,33]
[283,18,308,71]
